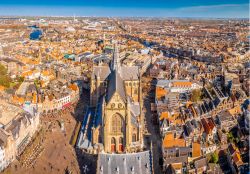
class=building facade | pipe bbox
[0,101,40,172]
[89,45,144,153]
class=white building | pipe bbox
[157,80,202,93]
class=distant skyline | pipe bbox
[0,0,249,18]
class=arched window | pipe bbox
[132,134,136,142]
[111,114,123,134]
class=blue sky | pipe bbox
[0,0,249,18]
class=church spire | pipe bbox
[112,43,120,72]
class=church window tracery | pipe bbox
[111,114,123,134]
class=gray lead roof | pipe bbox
[93,45,140,104]
[120,66,140,80]
[106,70,126,103]
[97,151,153,174]
[92,66,111,80]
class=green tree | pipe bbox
[227,132,234,143]
[0,64,12,88]
[210,152,219,163]
[0,74,11,88]
[34,79,41,89]
[235,137,240,143]
[0,64,7,75]
[191,89,202,102]
[17,76,24,83]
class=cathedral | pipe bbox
[89,45,144,153]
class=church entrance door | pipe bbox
[111,137,116,152]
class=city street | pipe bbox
[142,76,163,174]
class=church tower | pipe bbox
[90,43,143,153]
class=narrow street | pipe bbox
[142,76,163,174]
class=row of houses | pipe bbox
[37,82,81,114]
[0,100,40,172]
[153,76,248,173]
[12,80,81,115]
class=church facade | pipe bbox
[90,45,144,153]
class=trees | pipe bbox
[0,75,11,88]
[227,132,234,143]
[0,64,11,88]
[17,76,24,83]
[210,152,219,163]
[34,79,41,89]
[191,89,202,102]
[0,64,7,75]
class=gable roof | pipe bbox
[92,66,111,80]
[201,117,215,134]
[192,142,202,158]
[106,70,126,104]
[156,87,167,100]
[163,132,186,148]
[194,157,207,169]
[120,66,139,80]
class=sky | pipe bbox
[0,0,249,18]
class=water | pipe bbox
[30,29,42,40]
[29,25,43,40]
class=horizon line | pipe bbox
[0,15,248,20]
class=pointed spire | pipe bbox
[112,43,121,72]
